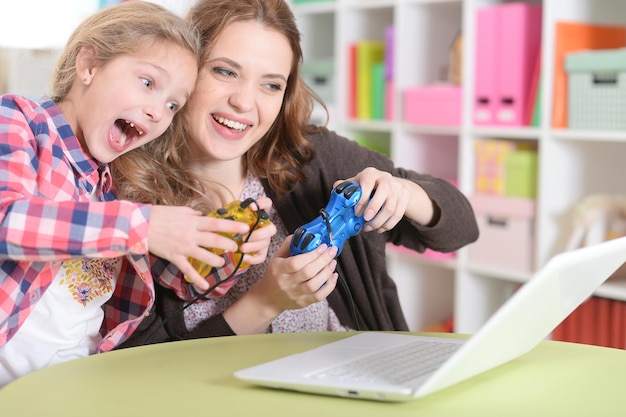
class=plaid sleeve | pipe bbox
[0,96,151,260]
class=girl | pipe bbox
[113,0,479,344]
[0,1,268,387]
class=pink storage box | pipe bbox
[468,194,535,272]
[404,85,461,126]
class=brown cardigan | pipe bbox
[118,128,479,348]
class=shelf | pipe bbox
[551,129,626,143]
[470,126,541,140]
[344,0,395,9]
[402,123,461,136]
[596,275,626,302]
[294,0,626,334]
[344,119,393,132]
[466,264,533,284]
[291,2,336,14]
[387,244,457,270]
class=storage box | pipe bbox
[404,85,461,126]
[504,149,538,198]
[468,195,535,272]
[566,48,626,130]
[474,139,517,195]
[300,58,335,104]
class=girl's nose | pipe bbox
[144,101,164,123]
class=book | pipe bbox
[385,79,394,120]
[384,25,394,81]
[347,42,357,119]
[595,297,611,347]
[530,83,542,127]
[578,297,596,345]
[609,299,625,349]
[525,53,541,126]
[551,21,626,128]
[356,41,385,120]
[371,61,385,120]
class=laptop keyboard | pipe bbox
[309,340,462,385]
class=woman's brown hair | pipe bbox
[112,0,324,211]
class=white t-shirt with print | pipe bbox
[0,257,121,387]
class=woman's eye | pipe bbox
[214,67,236,78]
[141,77,153,89]
[266,83,283,92]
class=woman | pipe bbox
[112,0,478,345]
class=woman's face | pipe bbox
[184,20,293,164]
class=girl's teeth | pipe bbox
[123,120,144,136]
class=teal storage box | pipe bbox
[300,59,335,104]
[566,48,626,130]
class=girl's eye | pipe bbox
[141,77,153,89]
[166,102,179,112]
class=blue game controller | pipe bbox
[290,180,366,257]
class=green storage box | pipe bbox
[505,150,538,198]
[566,48,626,130]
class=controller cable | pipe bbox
[143,201,264,345]
[143,202,361,344]
[320,208,361,331]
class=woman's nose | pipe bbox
[228,83,255,112]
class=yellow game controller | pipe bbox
[187,198,272,279]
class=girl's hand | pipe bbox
[148,205,250,290]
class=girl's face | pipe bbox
[184,20,292,165]
[62,41,198,164]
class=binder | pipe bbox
[495,3,542,126]
[473,6,498,125]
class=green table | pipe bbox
[1,331,624,416]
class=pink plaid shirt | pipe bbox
[0,94,187,353]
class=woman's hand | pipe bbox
[223,237,339,334]
[342,167,435,232]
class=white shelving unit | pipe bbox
[290,0,626,333]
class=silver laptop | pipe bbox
[235,236,626,402]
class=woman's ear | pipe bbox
[75,45,98,85]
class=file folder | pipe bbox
[495,3,542,126]
[474,6,498,125]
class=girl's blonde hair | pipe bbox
[112,0,325,211]
[51,1,201,102]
